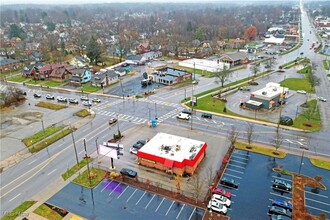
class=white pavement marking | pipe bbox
[306,197,330,206]
[213,120,217,123]
[233,152,250,157]
[136,191,147,205]
[145,194,156,209]
[229,159,247,165]
[101,180,113,192]
[47,169,57,176]
[165,201,175,216]
[231,155,249,160]
[9,193,21,202]
[188,207,196,220]
[228,164,246,169]
[109,183,121,196]
[117,186,129,199]
[269,192,292,199]
[155,197,165,212]
[306,205,330,214]
[305,191,328,198]
[223,173,242,179]
[226,168,244,174]
[271,176,292,182]
[176,204,185,219]
[79,150,84,155]
[28,159,37,165]
[127,189,138,202]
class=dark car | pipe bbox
[220,177,238,189]
[133,140,146,149]
[45,94,55,100]
[120,168,137,178]
[272,199,293,211]
[201,113,213,119]
[268,206,292,218]
[181,109,192,115]
[280,116,293,126]
[68,98,79,104]
[272,179,292,192]
[33,93,42,98]
[248,81,259,86]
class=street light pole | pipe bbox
[298,146,309,174]
[193,62,196,81]
[190,84,194,130]
[70,124,79,166]
[83,139,92,187]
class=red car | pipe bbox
[212,187,231,199]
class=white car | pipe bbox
[129,147,138,154]
[207,199,227,215]
[318,97,327,102]
[297,90,307,94]
[92,98,101,103]
[82,101,92,106]
[176,113,191,120]
[211,194,231,207]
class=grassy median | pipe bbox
[22,126,63,147]
[1,201,36,220]
[62,158,92,181]
[73,168,106,188]
[235,141,287,158]
[35,101,67,110]
[75,109,91,117]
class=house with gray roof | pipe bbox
[153,67,192,85]
[0,57,22,73]
[91,70,118,87]
[70,68,92,85]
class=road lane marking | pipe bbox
[176,204,185,219]
[155,197,165,212]
[101,180,113,192]
[145,194,155,209]
[126,189,137,202]
[117,186,129,199]
[28,159,37,165]
[79,150,84,155]
[9,193,21,202]
[188,207,196,220]
[165,201,175,216]
[47,169,57,176]
[136,191,147,205]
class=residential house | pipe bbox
[70,68,92,85]
[0,57,22,73]
[153,68,192,85]
[137,42,150,54]
[49,65,74,82]
[69,56,90,67]
[21,63,44,78]
[219,52,249,66]
[28,51,43,63]
[142,51,162,61]
[91,70,118,87]
[125,55,146,65]
[38,64,65,80]
[114,66,130,77]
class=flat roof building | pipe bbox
[137,133,207,176]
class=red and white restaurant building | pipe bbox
[136,133,207,176]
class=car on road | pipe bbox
[280,116,293,126]
[181,109,192,115]
[272,199,293,211]
[92,98,101,103]
[296,90,307,94]
[177,113,191,120]
[133,140,146,149]
[45,94,55,100]
[239,86,251,91]
[201,113,213,119]
[82,101,92,106]
[80,96,89,101]
[318,97,327,102]
[207,200,227,215]
[220,177,238,188]
[108,118,118,125]
[120,168,137,178]
[211,187,231,199]
[272,179,292,192]
[68,98,79,104]
[57,96,67,102]
[268,206,292,218]
[211,194,231,207]
[248,81,259,86]
[33,93,42,98]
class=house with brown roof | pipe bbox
[49,65,74,82]
[137,42,150,54]
[218,52,249,66]
[38,64,65,80]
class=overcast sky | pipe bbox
[0,0,302,5]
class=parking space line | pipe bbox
[188,207,196,220]
[117,186,129,199]
[176,204,185,219]
[306,197,330,206]
[127,188,138,202]
[101,180,112,192]
[305,191,328,198]
[136,191,147,205]
[229,159,247,165]
[233,152,250,157]
[224,173,242,179]
[269,192,292,199]
[231,155,249,160]
[271,176,292,182]
[165,201,175,216]
[145,194,155,209]
[109,183,121,196]
[155,197,165,212]
[306,205,330,214]
[228,164,246,169]
[226,168,244,174]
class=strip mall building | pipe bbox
[136,133,207,176]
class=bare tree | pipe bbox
[250,64,260,78]
[174,175,182,194]
[264,57,276,72]
[204,165,214,188]
[245,123,255,147]
[227,126,239,147]
[191,174,204,204]
[212,66,231,88]
[301,104,318,121]
[272,130,283,154]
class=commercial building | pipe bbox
[136,133,207,176]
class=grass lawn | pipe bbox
[1,201,36,220]
[322,60,330,70]
[75,109,91,117]
[191,95,238,116]
[293,99,322,131]
[35,101,68,110]
[26,80,43,85]
[7,75,29,83]
[235,142,286,158]
[61,158,92,180]
[310,157,330,170]
[43,81,64,87]
[81,84,101,93]
[22,126,63,147]
[73,168,106,188]
[280,78,314,93]
[29,128,72,153]
[297,66,311,74]
[33,204,63,220]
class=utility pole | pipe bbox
[190,84,194,130]
[193,62,196,81]
[95,137,99,163]
[70,124,79,166]
[155,102,157,120]
[276,76,286,134]
[41,120,46,141]
[83,139,93,187]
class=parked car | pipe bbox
[318,97,327,102]
[181,109,192,115]
[201,113,213,119]
[271,214,292,220]
[211,187,231,199]
[220,177,238,188]
[92,98,101,103]
[211,194,231,207]
[45,94,55,100]
[82,101,92,106]
[120,168,137,178]
[272,199,293,211]
[108,118,118,125]
[272,179,292,192]
[68,98,79,104]
[268,206,292,218]
[207,200,227,215]
[280,116,293,126]
[133,140,146,149]
[248,81,259,86]
[177,113,191,120]
[129,147,139,154]
[80,96,89,101]
[297,90,307,94]
[239,86,251,91]
[33,93,42,98]
[57,96,67,102]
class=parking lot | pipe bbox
[215,150,330,219]
[47,179,205,220]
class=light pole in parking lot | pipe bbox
[298,146,309,174]
[193,62,196,81]
[70,123,79,166]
